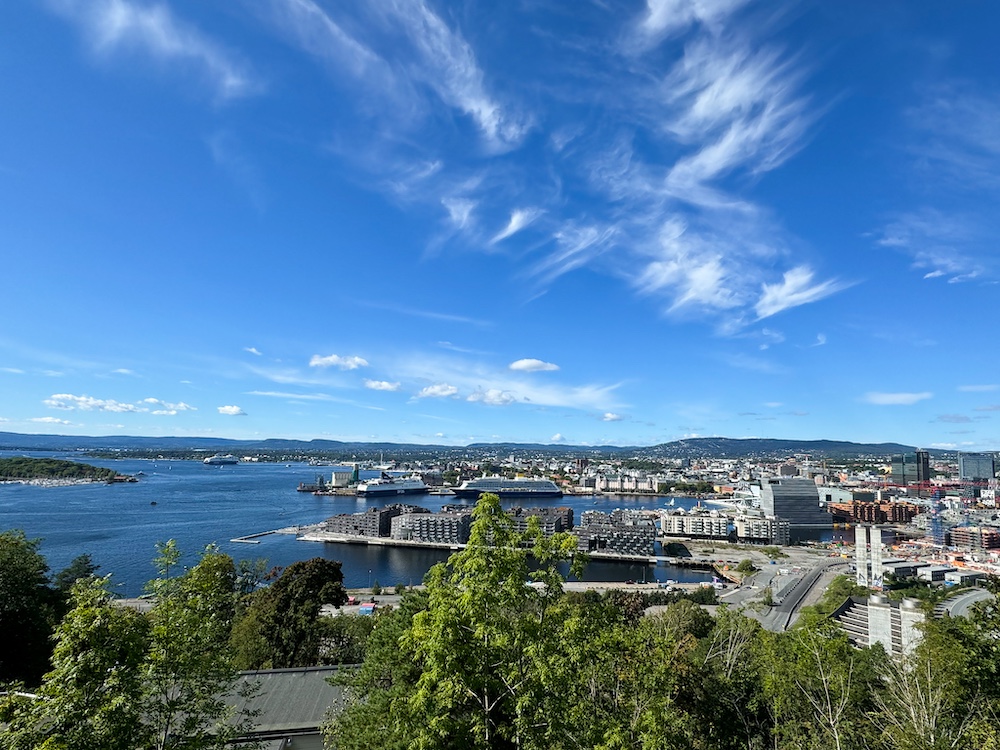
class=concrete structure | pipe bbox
[855,525,884,588]
[944,569,985,586]
[958,452,995,481]
[881,560,930,579]
[832,596,924,657]
[760,477,829,527]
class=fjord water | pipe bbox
[0,453,712,594]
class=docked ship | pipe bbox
[203,454,239,465]
[355,473,429,497]
[452,476,563,501]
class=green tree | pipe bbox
[233,558,348,669]
[53,553,101,593]
[0,576,151,750]
[0,530,61,687]
[0,545,259,750]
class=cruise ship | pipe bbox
[355,473,429,497]
[452,476,563,501]
[203,454,239,465]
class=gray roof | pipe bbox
[231,666,348,737]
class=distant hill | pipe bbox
[0,431,940,460]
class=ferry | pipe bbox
[355,473,429,497]
[203,454,239,465]
[452,476,563,501]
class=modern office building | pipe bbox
[958,452,995,481]
[891,449,931,485]
[759,477,829,527]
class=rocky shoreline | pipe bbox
[0,478,107,488]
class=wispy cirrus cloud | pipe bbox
[958,384,998,392]
[755,267,849,320]
[491,208,542,244]
[864,392,933,406]
[877,209,989,283]
[49,0,257,99]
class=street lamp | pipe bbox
[368,569,372,590]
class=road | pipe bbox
[941,587,995,618]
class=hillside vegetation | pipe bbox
[0,457,118,482]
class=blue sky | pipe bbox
[2,0,999,450]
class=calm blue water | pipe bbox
[0,453,713,594]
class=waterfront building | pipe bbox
[507,506,574,536]
[958,452,996,481]
[759,477,830,527]
[733,514,790,545]
[391,511,472,545]
[573,523,655,556]
[660,512,731,540]
[321,504,427,537]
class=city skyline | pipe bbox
[2,1,999,449]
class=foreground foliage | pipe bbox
[0,544,260,750]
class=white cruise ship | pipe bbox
[355,473,429,497]
[452,476,563,501]
[203,454,239,465]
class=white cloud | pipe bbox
[1,367,26,374]
[50,0,256,99]
[142,398,196,413]
[637,0,750,43]
[509,358,560,372]
[30,417,74,425]
[550,433,566,443]
[467,389,516,406]
[442,198,476,230]
[958,384,998,392]
[112,368,136,375]
[864,392,933,406]
[45,394,141,412]
[244,347,263,356]
[364,379,401,392]
[812,333,827,347]
[217,405,247,416]
[417,383,459,399]
[309,354,369,370]
[764,402,783,408]
[603,412,623,422]
[491,208,542,244]
[755,267,847,319]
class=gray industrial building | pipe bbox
[759,477,830,527]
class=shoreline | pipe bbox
[0,477,107,487]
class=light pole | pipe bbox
[368,569,372,590]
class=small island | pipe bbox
[0,457,132,485]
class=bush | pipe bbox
[371,580,382,596]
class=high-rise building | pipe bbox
[891,449,931,485]
[759,477,829,526]
[958,452,995,481]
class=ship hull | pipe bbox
[357,486,430,497]
[452,488,563,500]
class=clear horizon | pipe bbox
[2,2,998,449]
